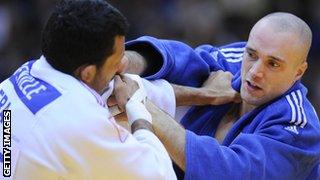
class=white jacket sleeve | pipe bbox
[64,111,177,180]
[142,79,176,118]
[133,129,177,180]
[13,99,176,180]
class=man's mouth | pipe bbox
[246,80,262,91]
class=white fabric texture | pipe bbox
[0,56,176,180]
[102,75,176,119]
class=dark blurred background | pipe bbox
[0,0,319,114]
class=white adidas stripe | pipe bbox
[226,57,242,63]
[297,90,307,128]
[291,92,302,126]
[219,47,244,63]
[220,47,245,52]
[284,125,299,134]
[210,50,243,63]
[286,95,296,124]
[286,91,307,128]
[210,51,219,61]
[220,52,244,58]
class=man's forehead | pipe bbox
[247,26,303,61]
[249,16,310,62]
[250,22,299,43]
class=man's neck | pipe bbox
[214,102,256,144]
[239,101,257,116]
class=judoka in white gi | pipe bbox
[0,0,176,179]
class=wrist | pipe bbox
[131,119,154,133]
[126,100,152,126]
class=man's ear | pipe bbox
[295,61,308,81]
[74,64,97,84]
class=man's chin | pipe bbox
[241,92,265,106]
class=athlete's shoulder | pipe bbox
[260,85,320,138]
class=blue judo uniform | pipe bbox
[126,36,320,180]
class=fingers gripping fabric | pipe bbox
[125,74,152,126]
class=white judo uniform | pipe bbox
[0,56,177,180]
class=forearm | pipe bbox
[146,99,186,170]
[172,83,216,106]
[124,50,148,75]
[172,81,241,106]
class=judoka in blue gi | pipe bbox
[112,12,320,180]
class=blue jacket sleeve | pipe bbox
[126,36,246,87]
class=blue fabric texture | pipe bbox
[126,36,320,180]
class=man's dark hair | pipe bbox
[41,0,129,74]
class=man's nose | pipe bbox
[249,60,264,79]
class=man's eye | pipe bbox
[246,51,257,60]
[269,61,280,68]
